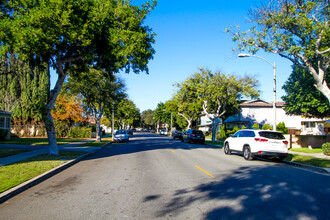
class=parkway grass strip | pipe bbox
[0,151,85,193]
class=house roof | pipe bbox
[0,110,14,115]
[240,99,285,107]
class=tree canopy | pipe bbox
[226,0,330,103]
[282,64,330,118]
[0,0,156,154]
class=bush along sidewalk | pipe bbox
[322,143,330,156]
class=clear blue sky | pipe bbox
[51,0,293,112]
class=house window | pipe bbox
[5,117,10,129]
[0,117,5,128]
[310,122,316,128]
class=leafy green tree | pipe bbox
[0,0,156,155]
[196,68,259,141]
[141,109,156,129]
[154,102,169,132]
[116,98,140,130]
[173,75,203,129]
[0,52,49,125]
[262,123,273,131]
[252,123,260,129]
[277,122,288,134]
[67,68,126,142]
[227,0,330,103]
[282,64,330,118]
[219,124,227,140]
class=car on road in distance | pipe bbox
[160,130,167,135]
[224,129,288,161]
[181,129,205,144]
[113,129,129,142]
[172,130,183,139]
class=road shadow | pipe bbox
[153,165,330,219]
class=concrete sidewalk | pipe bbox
[288,150,330,160]
[0,140,99,167]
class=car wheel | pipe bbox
[243,146,253,160]
[224,143,231,155]
[181,138,184,142]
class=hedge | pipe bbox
[68,127,92,138]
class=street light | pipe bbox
[238,53,277,131]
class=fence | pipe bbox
[284,134,330,149]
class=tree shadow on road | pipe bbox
[154,165,330,219]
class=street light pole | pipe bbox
[170,111,173,138]
[238,53,277,131]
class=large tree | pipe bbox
[115,98,140,130]
[226,0,330,103]
[282,64,330,118]
[196,69,259,141]
[0,0,156,155]
[141,109,156,129]
[67,68,126,142]
[173,74,203,129]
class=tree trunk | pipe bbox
[44,111,59,156]
[211,118,217,142]
[315,82,330,105]
[95,117,101,142]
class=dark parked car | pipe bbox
[172,130,183,139]
[181,129,205,144]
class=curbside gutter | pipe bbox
[283,160,329,174]
[0,141,112,204]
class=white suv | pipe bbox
[224,129,288,161]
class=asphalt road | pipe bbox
[0,133,329,219]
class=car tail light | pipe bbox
[254,138,268,142]
[283,141,288,144]
[191,134,196,137]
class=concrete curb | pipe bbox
[283,160,329,174]
[0,141,111,204]
[211,144,329,175]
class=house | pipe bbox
[0,109,14,140]
[225,100,327,135]
[196,113,222,132]
[196,100,328,135]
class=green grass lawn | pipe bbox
[0,138,89,146]
[289,148,324,154]
[284,154,330,168]
[0,151,86,193]
[0,149,31,158]
[205,140,224,147]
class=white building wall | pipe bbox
[241,106,301,129]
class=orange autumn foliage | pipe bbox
[52,94,87,126]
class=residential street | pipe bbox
[0,133,329,219]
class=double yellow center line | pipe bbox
[170,149,214,178]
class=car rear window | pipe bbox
[258,131,285,140]
[192,130,203,134]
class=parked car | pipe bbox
[181,129,205,144]
[160,130,167,135]
[224,129,288,161]
[113,129,129,142]
[172,130,183,139]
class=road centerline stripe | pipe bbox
[171,150,177,154]
[195,165,214,178]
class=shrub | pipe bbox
[276,122,288,134]
[232,126,240,133]
[54,120,70,138]
[252,123,260,129]
[262,123,273,130]
[241,125,247,130]
[322,142,330,156]
[68,127,92,138]
[219,125,227,140]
